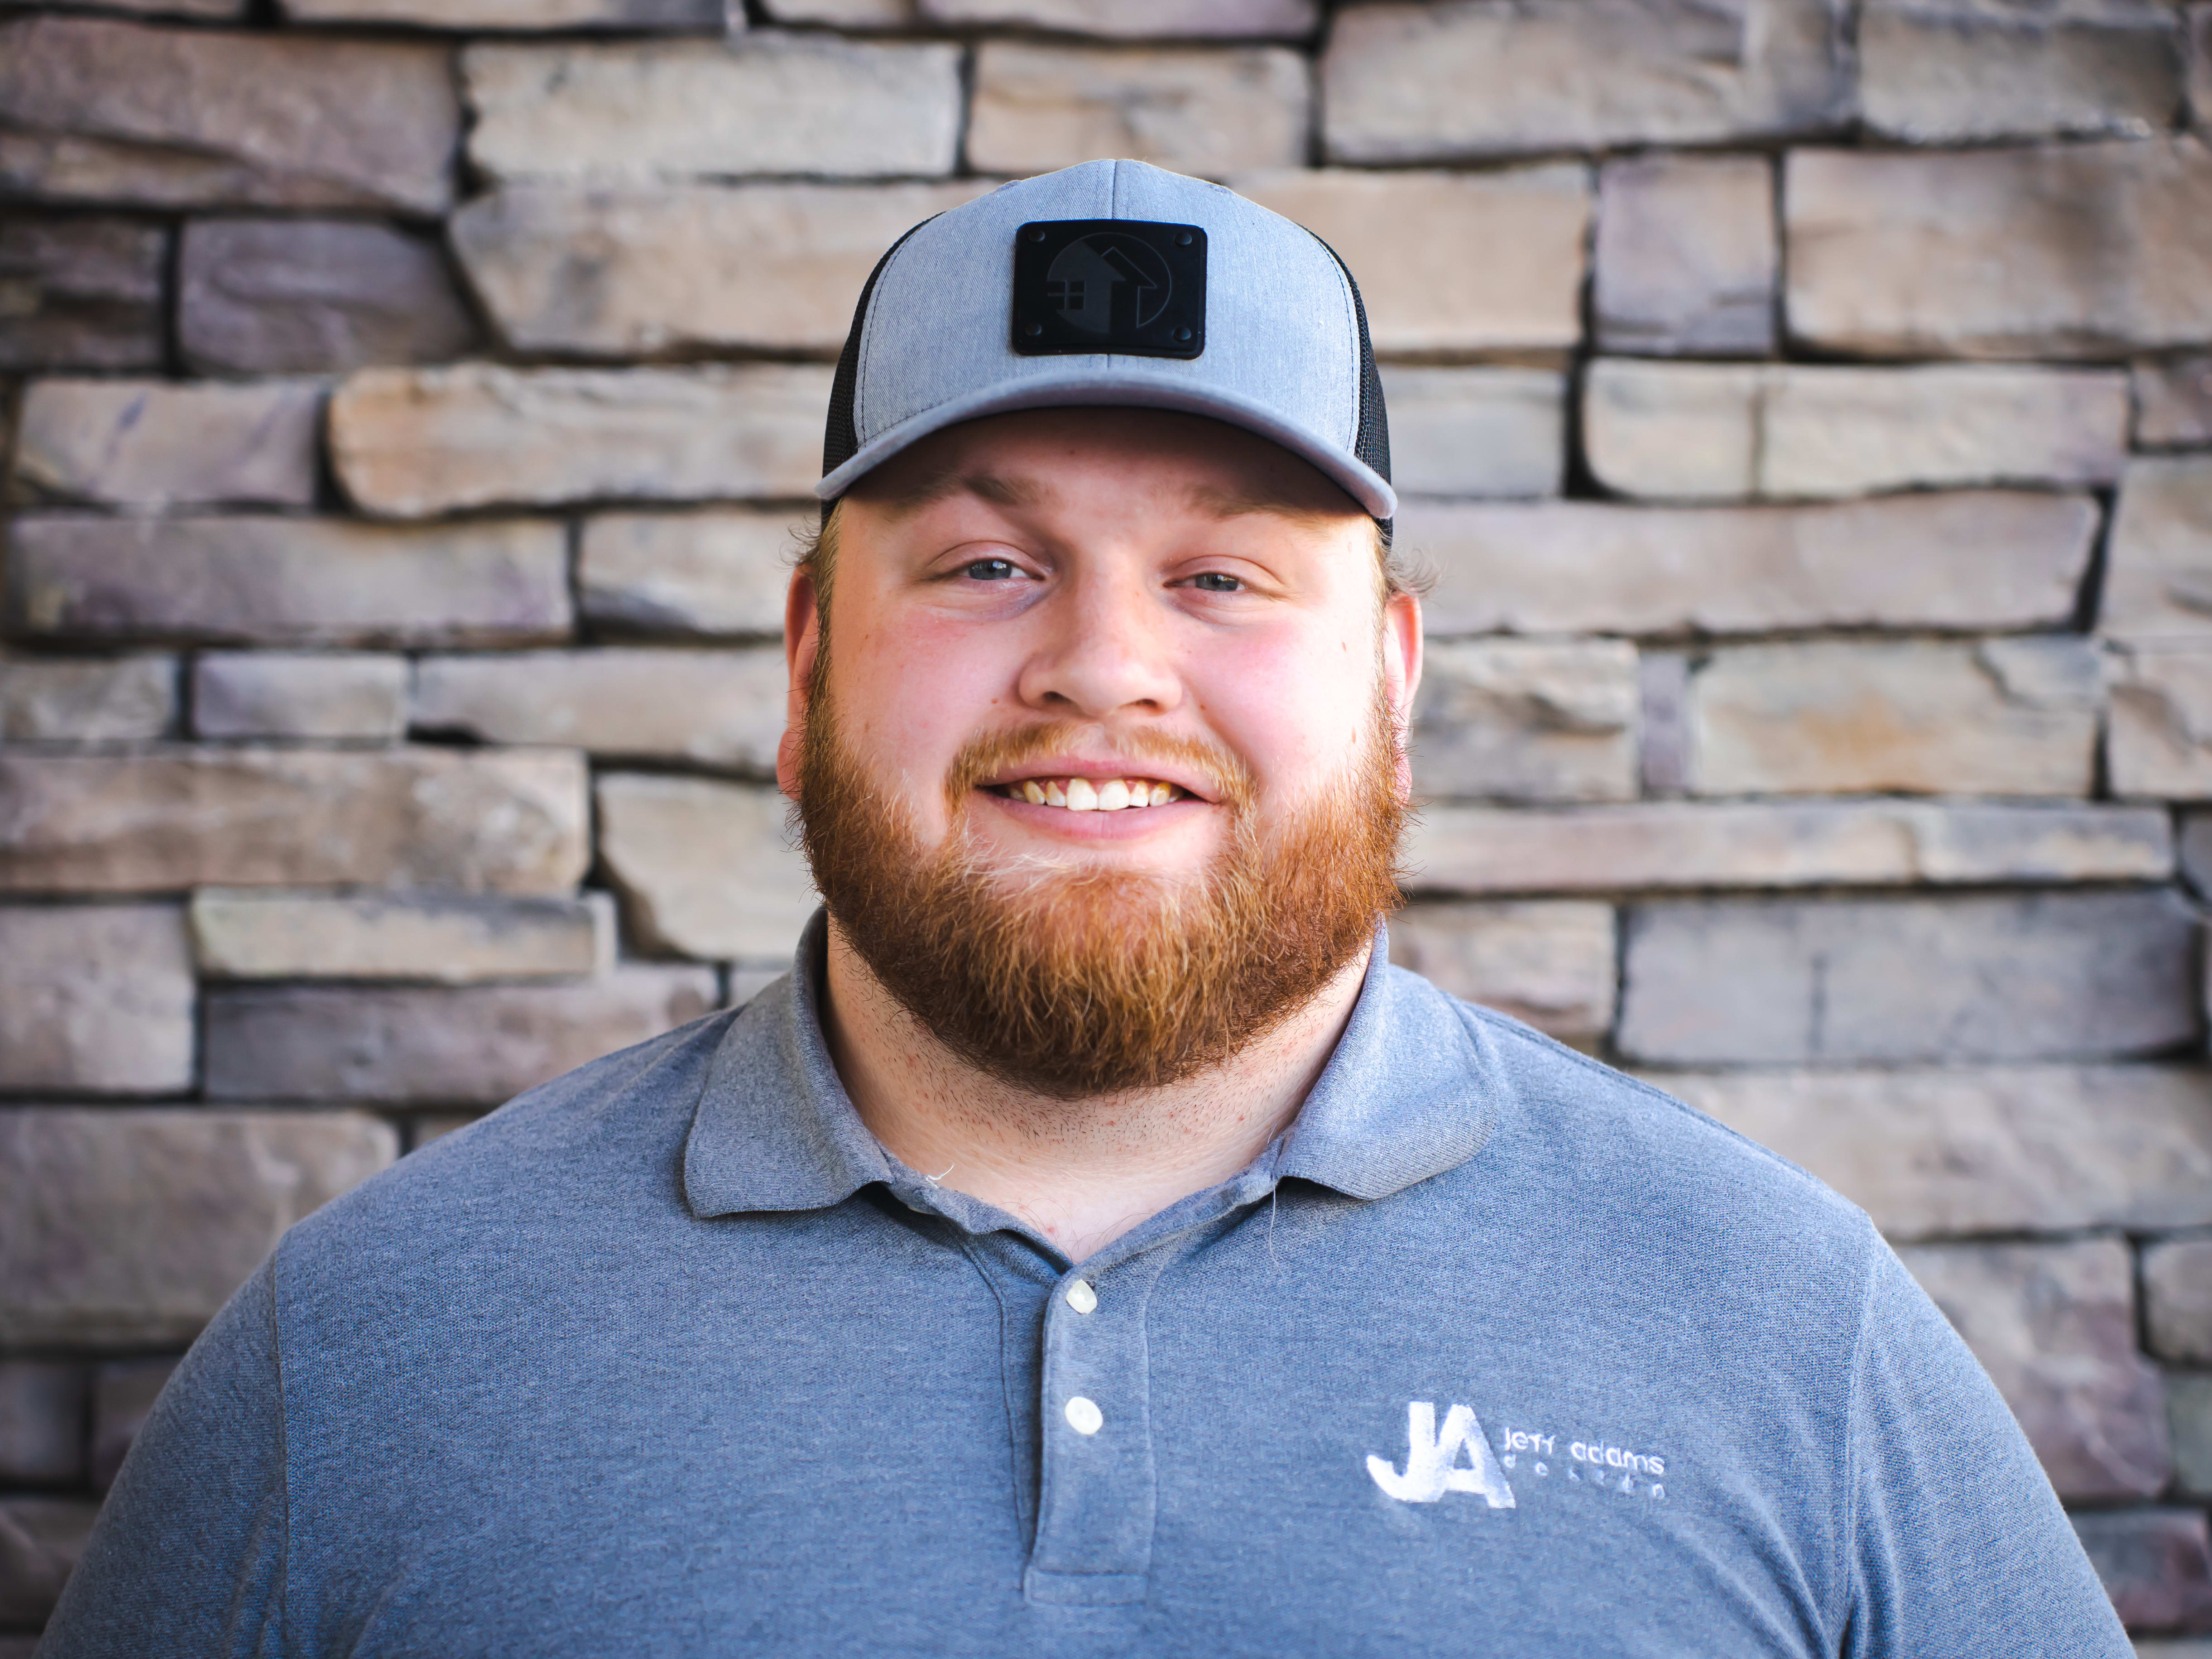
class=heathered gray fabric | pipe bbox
[42,913,2126,1657]
[816,159,1396,520]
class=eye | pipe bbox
[962,557,1020,582]
[1190,572,1243,593]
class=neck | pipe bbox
[816,920,1372,1262]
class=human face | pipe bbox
[776,409,1423,884]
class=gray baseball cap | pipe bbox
[817,158,1396,529]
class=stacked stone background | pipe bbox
[1,0,2212,1642]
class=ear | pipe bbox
[1380,588,1423,804]
[777,566,823,802]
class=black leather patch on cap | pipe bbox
[1011,220,1206,360]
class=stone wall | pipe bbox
[2,0,2210,1642]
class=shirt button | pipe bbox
[1064,1279,1098,1314]
[1065,1396,1104,1436]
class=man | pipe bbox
[43,160,2126,1656]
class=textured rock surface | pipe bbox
[0,905,193,1095]
[967,43,1307,177]
[1408,800,2172,894]
[2174,1374,2212,1498]
[452,183,988,357]
[1901,1239,2171,1501]
[0,218,164,372]
[464,36,960,185]
[191,653,409,742]
[1321,0,1849,161]
[0,1109,395,1346]
[0,16,460,213]
[203,970,716,1103]
[1406,493,2096,637]
[1387,901,1615,1043]
[6,515,571,648]
[329,364,830,517]
[178,218,480,375]
[595,774,819,962]
[1786,140,2212,358]
[1234,167,1588,356]
[1618,890,2202,1065]
[916,0,1315,36]
[11,378,323,510]
[285,0,720,24]
[411,648,787,771]
[0,654,173,744]
[2103,457,2212,643]
[190,890,608,982]
[1661,1066,2212,1239]
[2108,645,2212,799]
[1593,154,1776,358]
[2146,1239,2212,1364]
[1859,3,2183,142]
[1684,637,2103,797]
[1583,361,2129,500]
[0,1363,84,1486]
[2139,355,2212,447]
[0,747,589,895]
[1377,368,1562,498]
[578,510,797,638]
[2072,1509,2212,1633]
[1411,639,1638,803]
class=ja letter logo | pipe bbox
[1367,1402,1517,1508]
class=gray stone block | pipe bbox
[0,1109,396,1347]
[1388,901,1615,1044]
[0,218,164,373]
[1618,890,2202,1066]
[0,904,193,1096]
[2172,1373,2212,1497]
[0,1498,98,1630]
[0,1363,85,1486]
[90,1356,175,1491]
[2138,355,2212,448]
[1637,654,1691,796]
[189,890,610,983]
[1903,1239,2170,1501]
[191,653,409,742]
[0,654,174,744]
[203,969,718,1104]
[596,774,818,962]
[286,0,720,24]
[1376,368,1563,499]
[1594,154,1776,358]
[0,747,590,896]
[2147,1239,2212,1364]
[2109,645,2212,799]
[2073,1509,2212,1634]
[1660,1066,2212,1239]
[12,377,322,510]
[916,0,1314,36]
[179,218,480,376]
[578,510,797,639]
[1861,4,2183,143]
[2104,457,2212,644]
[1410,640,1638,803]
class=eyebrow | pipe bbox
[866,467,1053,518]
[1182,481,1348,526]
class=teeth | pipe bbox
[1096,779,1129,811]
[1124,779,1149,809]
[1043,780,1066,807]
[1065,777,1099,811]
[1148,781,1172,807]
[1003,777,1185,811]
[1021,779,1046,805]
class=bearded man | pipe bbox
[43,161,2127,1658]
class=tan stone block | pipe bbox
[412,648,786,770]
[0,1109,395,1347]
[12,378,322,510]
[1902,1239,2170,1500]
[579,509,797,638]
[287,0,718,24]
[1406,492,2096,636]
[0,17,458,214]
[464,35,960,185]
[968,43,1308,178]
[1687,637,2102,797]
[191,653,408,742]
[1408,799,2173,894]
[203,968,717,1103]
[2108,644,2212,798]
[329,364,830,518]
[917,0,1314,36]
[1861,5,2182,142]
[0,905,192,1095]
[0,218,165,372]
[0,746,590,896]
[1376,368,1562,497]
[2138,353,2212,447]
[1234,167,1588,357]
[1583,361,2129,500]
[596,773,818,962]
[1321,0,1849,162]
[1663,1066,2212,1239]
[1411,639,1637,803]
[0,654,174,743]
[1594,154,1776,358]
[2146,1238,2212,1363]
[189,889,609,982]
[5,515,571,648]
[1786,139,2212,358]
[2104,457,2212,643]
[1388,900,1615,1043]
[451,183,989,357]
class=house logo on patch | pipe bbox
[1366,1401,1516,1508]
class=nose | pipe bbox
[1014,564,1183,721]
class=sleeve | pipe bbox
[36,1257,288,1659]
[1840,1237,2131,1659]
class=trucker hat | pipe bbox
[817,158,1396,531]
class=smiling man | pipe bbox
[43,161,2127,1657]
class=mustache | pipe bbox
[940,720,1256,822]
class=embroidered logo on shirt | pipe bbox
[1366,1402,1516,1508]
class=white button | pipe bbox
[1065,1396,1104,1436]
[1064,1279,1098,1315]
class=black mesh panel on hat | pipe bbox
[822,218,936,487]
[1310,234,1393,545]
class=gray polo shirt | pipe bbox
[43,915,2127,1657]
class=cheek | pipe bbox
[1195,624,1380,789]
[825,612,1020,814]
